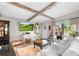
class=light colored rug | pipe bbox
[14,45,41,56]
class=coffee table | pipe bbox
[34,39,48,49]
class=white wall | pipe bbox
[10,21,23,41]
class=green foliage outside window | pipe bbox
[64,21,76,37]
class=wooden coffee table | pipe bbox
[34,39,42,48]
[34,39,48,49]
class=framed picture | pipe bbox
[49,25,51,30]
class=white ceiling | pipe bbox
[44,2,79,18]
[18,2,51,11]
[0,2,79,23]
[30,15,52,23]
[0,3,35,20]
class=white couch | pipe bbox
[37,38,72,56]
[62,36,79,56]
[37,46,57,56]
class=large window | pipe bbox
[64,18,79,37]
[53,17,79,37]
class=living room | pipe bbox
[0,2,79,56]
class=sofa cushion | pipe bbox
[51,40,71,55]
[37,46,57,56]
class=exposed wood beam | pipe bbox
[39,2,55,13]
[8,2,37,13]
[8,2,55,21]
[42,13,54,20]
[27,2,55,21]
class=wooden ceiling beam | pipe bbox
[39,2,55,13]
[27,2,55,21]
[8,2,37,13]
[8,2,55,21]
